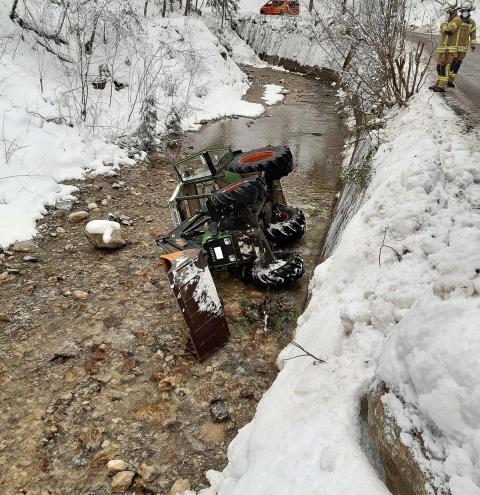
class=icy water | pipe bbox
[183,66,345,307]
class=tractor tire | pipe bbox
[227,146,294,181]
[207,176,267,218]
[245,253,304,289]
[266,206,306,245]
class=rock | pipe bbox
[224,301,244,321]
[64,244,75,252]
[368,381,428,495]
[68,211,89,223]
[111,471,135,492]
[200,422,225,444]
[13,240,36,253]
[56,227,66,234]
[73,290,89,300]
[169,479,191,495]
[85,227,126,251]
[210,399,229,422]
[145,215,153,223]
[107,459,129,474]
[51,340,80,361]
[112,183,122,189]
[23,255,40,263]
[87,202,98,210]
[56,200,74,211]
[101,199,108,206]
[138,463,156,482]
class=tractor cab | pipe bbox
[260,0,299,16]
[169,147,244,227]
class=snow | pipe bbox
[0,4,264,248]
[85,220,121,243]
[261,84,285,105]
[196,83,480,494]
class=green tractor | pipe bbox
[155,146,306,359]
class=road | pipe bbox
[412,31,480,115]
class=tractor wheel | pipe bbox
[207,176,267,218]
[266,206,306,245]
[244,253,304,289]
[227,146,293,181]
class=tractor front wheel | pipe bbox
[244,253,304,289]
[266,206,306,245]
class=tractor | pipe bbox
[155,146,306,360]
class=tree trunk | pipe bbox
[184,0,191,16]
[162,0,167,16]
[309,0,314,13]
[144,0,149,16]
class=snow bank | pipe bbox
[0,5,263,248]
[233,14,346,72]
[197,87,480,493]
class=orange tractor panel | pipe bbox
[260,0,299,16]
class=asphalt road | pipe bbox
[412,31,480,114]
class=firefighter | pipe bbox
[448,0,477,87]
[430,0,462,92]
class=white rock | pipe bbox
[111,470,135,492]
[169,479,191,495]
[107,459,129,474]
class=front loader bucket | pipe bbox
[160,249,230,361]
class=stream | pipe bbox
[184,65,345,310]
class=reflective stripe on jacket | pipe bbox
[437,15,462,53]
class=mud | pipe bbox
[0,66,343,494]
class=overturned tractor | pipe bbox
[156,146,306,359]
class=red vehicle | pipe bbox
[260,0,300,16]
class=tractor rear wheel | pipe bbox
[227,146,293,181]
[266,206,306,245]
[244,253,304,289]
[207,176,267,218]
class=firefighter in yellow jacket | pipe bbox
[448,0,477,87]
[430,0,462,92]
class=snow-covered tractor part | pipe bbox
[159,249,230,361]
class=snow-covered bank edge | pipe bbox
[0,13,265,249]
[195,80,480,494]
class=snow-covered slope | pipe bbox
[197,87,480,494]
[0,5,263,248]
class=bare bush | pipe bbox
[310,0,432,117]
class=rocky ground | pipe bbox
[0,67,343,495]
[0,157,295,494]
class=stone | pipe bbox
[224,301,244,321]
[68,211,89,223]
[200,422,225,444]
[169,479,191,495]
[13,240,36,253]
[368,381,428,495]
[107,459,129,474]
[138,463,156,482]
[86,231,126,250]
[73,290,89,300]
[111,471,135,492]
[145,215,153,223]
[87,202,98,210]
[101,199,108,206]
[56,200,74,211]
[23,255,40,263]
[64,244,75,252]
[56,227,66,234]
[210,399,229,422]
[112,183,122,189]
